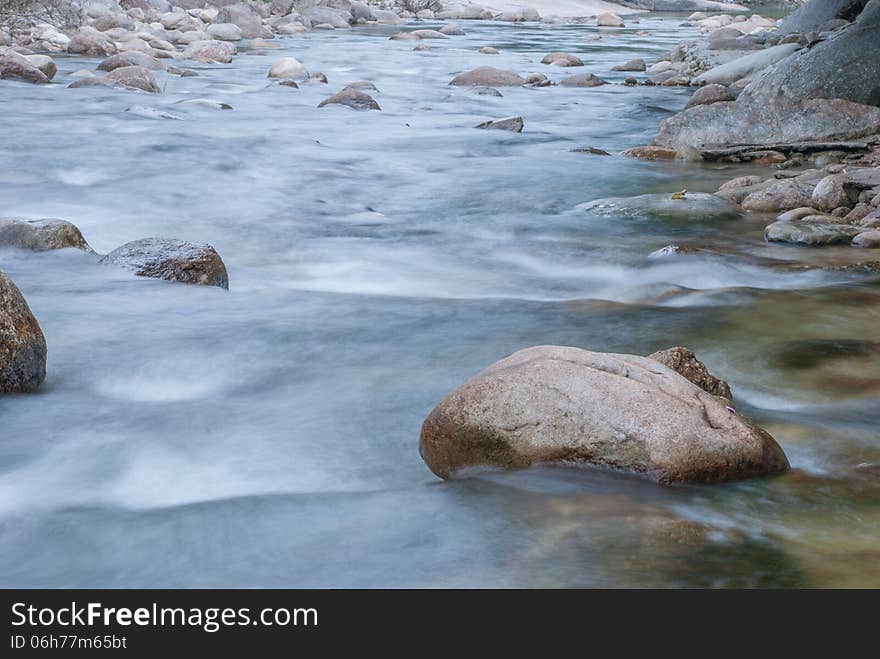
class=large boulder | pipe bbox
[317,88,380,111]
[765,217,862,245]
[182,40,236,63]
[0,50,50,84]
[300,7,352,29]
[98,51,165,72]
[216,3,273,38]
[0,270,47,394]
[99,238,229,289]
[578,192,740,220]
[24,55,57,81]
[105,66,160,93]
[0,218,91,251]
[419,346,789,484]
[778,0,869,34]
[558,72,608,87]
[67,26,118,57]
[693,43,801,86]
[741,7,880,109]
[449,67,526,87]
[267,57,308,80]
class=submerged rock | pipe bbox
[419,346,788,484]
[0,218,91,251]
[475,116,523,132]
[764,218,862,245]
[579,193,740,220]
[0,270,47,393]
[449,66,525,87]
[648,347,732,400]
[99,238,229,289]
[318,88,381,111]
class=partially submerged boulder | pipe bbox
[0,270,47,393]
[0,50,50,84]
[558,72,607,87]
[317,88,380,111]
[579,192,740,220]
[764,218,862,245]
[449,66,525,87]
[475,116,523,132]
[98,51,165,72]
[419,346,789,484]
[268,57,308,80]
[99,238,229,289]
[0,218,91,251]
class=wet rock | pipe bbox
[268,57,308,80]
[779,0,869,34]
[24,55,57,81]
[524,72,548,86]
[596,12,624,27]
[175,98,233,110]
[389,32,421,41]
[317,88,380,111]
[686,83,733,108]
[649,244,703,258]
[419,346,788,484]
[694,44,802,86]
[99,238,229,289]
[621,146,678,160]
[439,22,465,35]
[764,218,861,245]
[98,51,164,72]
[776,207,821,222]
[0,218,91,251]
[301,7,352,30]
[343,80,378,93]
[479,46,499,55]
[741,179,815,213]
[853,230,880,248]
[541,52,583,67]
[612,58,646,72]
[0,270,47,394]
[718,175,764,193]
[0,51,50,84]
[558,72,607,87]
[475,116,523,132]
[845,204,873,224]
[572,146,610,156]
[467,86,502,97]
[411,30,448,39]
[217,3,274,39]
[105,66,160,93]
[181,39,235,64]
[413,43,430,52]
[648,347,732,400]
[579,193,740,220]
[449,67,526,87]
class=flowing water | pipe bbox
[1,18,878,588]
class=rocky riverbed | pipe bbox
[1,0,879,587]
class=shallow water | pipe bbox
[1,18,878,588]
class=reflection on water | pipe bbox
[0,18,878,587]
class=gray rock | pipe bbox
[741,179,815,212]
[0,51,49,84]
[811,174,860,211]
[98,51,164,72]
[693,43,801,86]
[765,218,862,245]
[612,58,646,72]
[686,83,733,108]
[419,346,788,484]
[67,27,118,57]
[206,23,243,42]
[182,40,236,63]
[0,270,47,393]
[0,218,91,251]
[300,7,352,30]
[853,230,880,247]
[467,86,503,97]
[24,55,57,80]
[541,52,583,67]
[217,3,273,38]
[579,192,740,220]
[99,238,229,288]
[105,66,160,93]
[439,22,465,35]
[779,0,868,34]
[317,88,380,111]
[558,72,607,87]
[449,66,525,87]
[267,57,308,80]
[475,116,523,132]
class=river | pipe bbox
[1,17,878,587]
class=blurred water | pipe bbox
[1,18,878,587]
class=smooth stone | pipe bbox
[317,88,381,111]
[475,116,523,132]
[0,218,91,251]
[853,230,880,248]
[0,270,47,393]
[579,193,740,220]
[267,57,308,80]
[764,218,862,245]
[99,238,229,289]
[449,66,525,87]
[612,58,646,72]
[648,347,732,400]
[541,52,583,67]
[98,51,164,72]
[558,72,607,87]
[686,83,733,108]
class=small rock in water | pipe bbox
[175,98,232,110]
[613,58,646,72]
[853,230,880,248]
[764,218,862,246]
[541,52,583,67]
[621,146,678,160]
[0,269,47,393]
[467,86,503,97]
[449,67,526,87]
[558,72,607,87]
[479,46,499,55]
[268,57,309,81]
[318,88,381,111]
[309,72,329,84]
[475,116,523,132]
[0,217,91,251]
[572,146,610,156]
[413,43,430,51]
[596,12,625,28]
[439,22,465,36]
[99,238,229,289]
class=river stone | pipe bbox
[0,51,50,84]
[475,116,523,132]
[468,86,503,97]
[648,347,732,400]
[695,43,802,86]
[206,23,243,42]
[99,238,229,289]
[579,193,740,220]
[24,55,57,80]
[558,72,607,87]
[419,346,788,484]
[67,27,118,57]
[439,22,465,35]
[389,32,421,41]
[301,7,352,30]
[764,218,862,245]
[541,52,583,67]
[776,207,822,222]
[268,57,308,80]
[105,66,160,93]
[812,174,859,212]
[182,40,236,64]
[317,88,380,111]
[449,66,526,87]
[779,0,869,34]
[479,47,499,54]
[621,146,678,160]
[686,83,733,108]
[741,179,815,213]
[596,12,624,27]
[853,230,880,248]
[612,58,646,72]
[98,51,164,72]
[0,270,47,393]
[0,218,91,251]
[411,29,448,39]
[217,3,274,38]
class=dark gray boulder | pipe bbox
[99,238,229,289]
[778,0,868,34]
[0,270,47,393]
